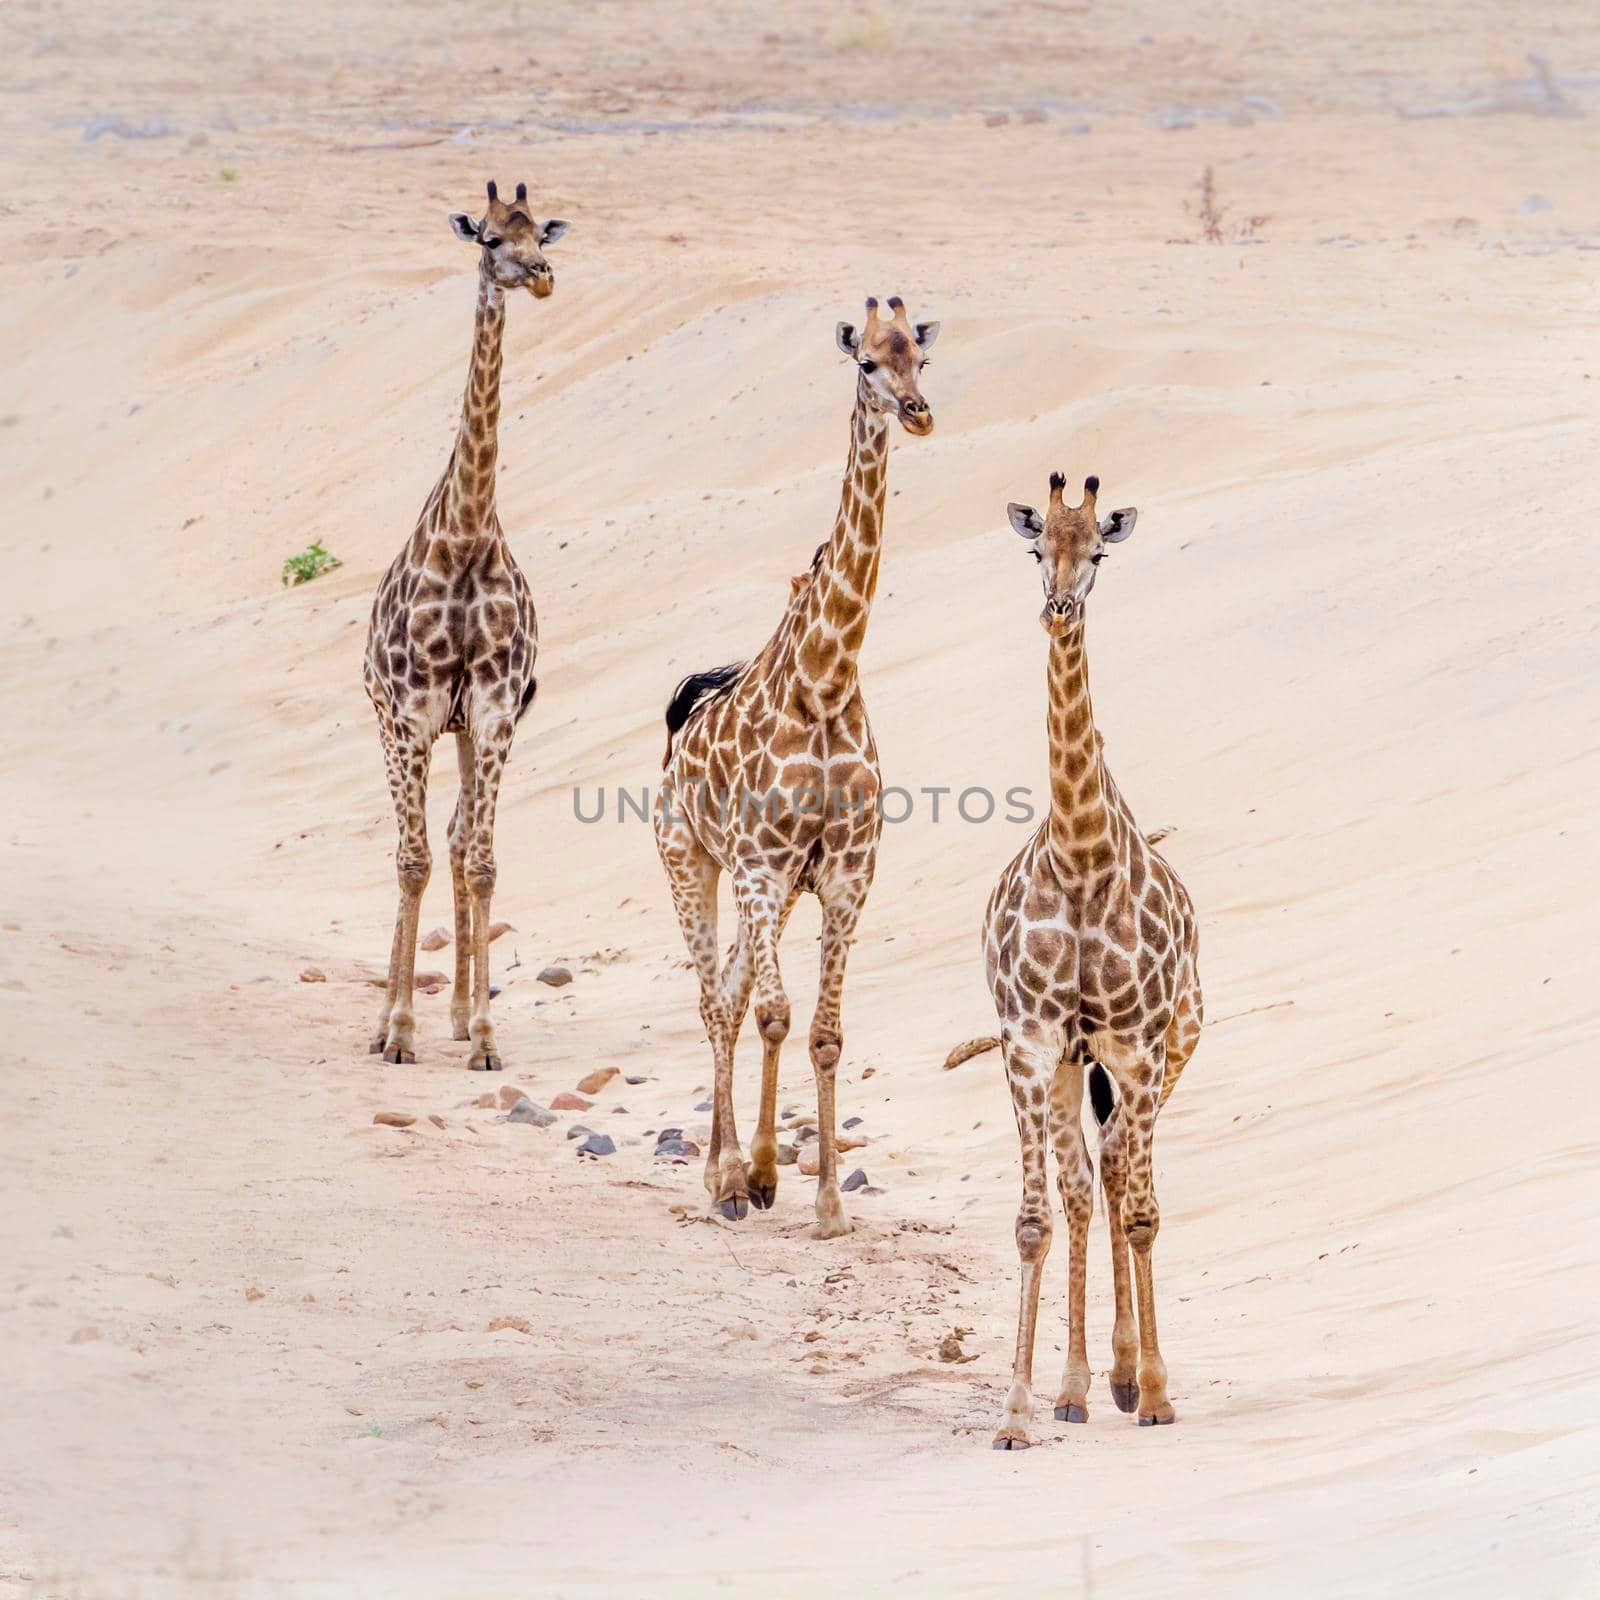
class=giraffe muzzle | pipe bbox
[1041,595,1081,634]
[898,399,934,437]
[527,266,554,298]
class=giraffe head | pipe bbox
[1007,473,1138,637]
[449,181,569,298]
[835,297,939,436]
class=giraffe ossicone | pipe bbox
[653,298,938,1238]
[983,470,1202,1449]
[362,182,570,1071]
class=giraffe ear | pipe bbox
[836,321,861,357]
[1099,507,1138,543]
[449,212,480,242]
[539,218,570,247]
[914,320,941,351]
[1008,503,1044,538]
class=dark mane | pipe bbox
[662,662,746,766]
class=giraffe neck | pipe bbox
[791,379,890,713]
[442,263,506,535]
[1043,621,1116,877]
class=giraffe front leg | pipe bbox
[733,889,799,1212]
[807,888,865,1240]
[1049,1052,1093,1424]
[447,730,476,1043]
[994,1032,1057,1449]
[725,870,791,1223]
[378,734,432,1065]
[462,715,515,1071]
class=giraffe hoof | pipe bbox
[468,1055,503,1072]
[746,1172,777,1210]
[991,1429,1030,1451]
[381,1046,416,1065]
[719,1195,749,1222]
[1109,1379,1139,1414]
[1138,1405,1176,1427]
[1054,1404,1088,1424]
[368,1040,385,1055]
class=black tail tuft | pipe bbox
[1088,1064,1115,1125]
[515,674,539,726]
[663,662,745,765]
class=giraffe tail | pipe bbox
[941,1036,1001,1071]
[515,673,539,726]
[662,662,746,766]
[1088,1064,1115,1125]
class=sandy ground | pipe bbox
[2,1,1599,1594]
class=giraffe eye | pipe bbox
[482,235,503,250]
[858,358,877,375]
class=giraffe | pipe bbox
[982,471,1203,1449]
[653,297,939,1237]
[363,180,569,1071]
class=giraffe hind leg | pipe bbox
[377,727,432,1065]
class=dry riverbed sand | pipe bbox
[2,1,1598,1594]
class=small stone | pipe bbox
[550,1091,592,1111]
[837,1135,868,1152]
[566,1124,594,1141]
[299,966,326,984]
[840,1168,869,1193]
[496,1084,531,1110]
[374,1111,416,1128]
[69,1326,102,1344]
[624,1074,648,1085]
[576,1066,619,1095]
[419,927,451,952]
[428,1113,447,1129]
[537,965,573,987]
[578,1133,616,1157]
[611,1105,628,1114]
[245,1285,265,1302]
[488,920,515,942]
[798,1144,821,1176]
[507,1099,556,1128]
[487,1315,532,1335]
[694,1099,712,1113]
[415,970,448,988]
[655,1138,699,1160]
[843,1117,863,1130]
[985,110,1010,126]
[655,1127,684,1143]
[938,1330,978,1364]
[776,1143,798,1167]
[474,1092,497,1109]
[861,1066,876,1080]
